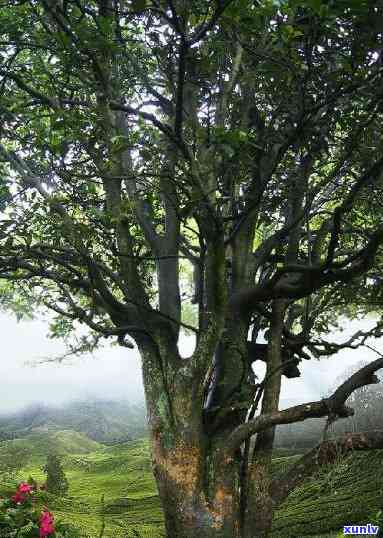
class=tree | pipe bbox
[43,454,69,497]
[1,1,383,536]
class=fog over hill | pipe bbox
[1,312,382,416]
[0,399,147,444]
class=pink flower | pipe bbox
[10,482,34,504]
[11,491,25,504]
[18,482,34,494]
[39,510,55,537]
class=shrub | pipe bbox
[0,479,81,537]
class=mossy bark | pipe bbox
[150,433,240,538]
[138,303,284,538]
[245,300,286,538]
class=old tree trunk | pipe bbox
[1,1,383,538]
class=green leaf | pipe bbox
[131,0,147,11]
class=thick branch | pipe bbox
[231,226,383,318]
[224,356,383,456]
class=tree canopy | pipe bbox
[0,1,382,345]
[1,1,383,537]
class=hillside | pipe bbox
[271,450,383,537]
[0,399,147,444]
[0,430,101,460]
[0,434,164,538]
[0,431,382,537]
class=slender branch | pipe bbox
[188,0,236,44]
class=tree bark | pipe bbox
[244,299,286,538]
[150,432,240,538]
[140,337,242,538]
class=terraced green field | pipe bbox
[272,451,383,537]
[1,435,164,537]
[1,431,382,537]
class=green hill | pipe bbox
[0,435,164,538]
[0,399,147,444]
[1,431,382,537]
[0,430,101,461]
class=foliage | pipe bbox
[1,0,383,534]
[0,480,80,537]
[0,0,381,352]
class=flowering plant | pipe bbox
[39,510,55,538]
[0,480,80,537]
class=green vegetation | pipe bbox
[272,451,383,537]
[0,433,164,538]
[44,454,69,496]
[0,431,382,537]
[0,431,102,459]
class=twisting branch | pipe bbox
[231,225,383,318]
[223,356,383,457]
[308,321,383,357]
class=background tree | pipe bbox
[43,453,69,497]
[1,1,383,537]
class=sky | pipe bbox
[0,312,381,413]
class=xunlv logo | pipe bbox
[343,524,380,535]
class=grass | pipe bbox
[1,431,382,537]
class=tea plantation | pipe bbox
[0,431,382,537]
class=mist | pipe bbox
[0,312,381,414]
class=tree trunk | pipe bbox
[150,430,240,538]
[139,318,284,538]
[139,339,241,537]
[244,300,286,538]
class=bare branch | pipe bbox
[224,357,383,456]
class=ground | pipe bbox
[0,431,382,537]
